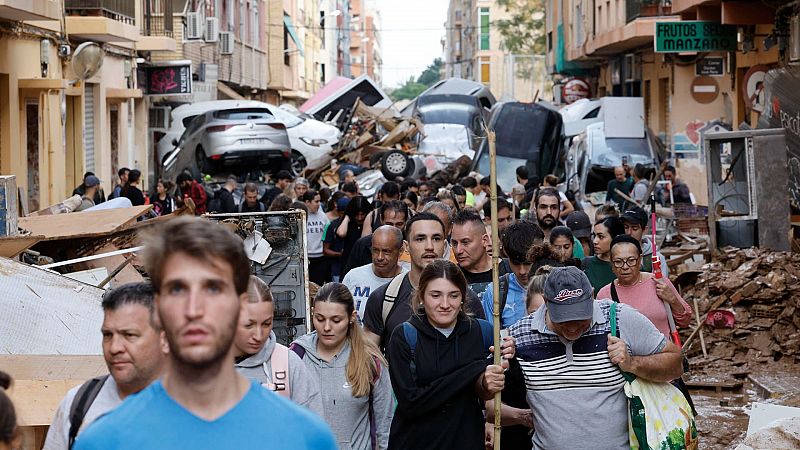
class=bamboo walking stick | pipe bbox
[488,130,502,449]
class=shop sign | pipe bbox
[562,78,591,104]
[696,57,724,77]
[139,61,192,96]
[655,22,737,53]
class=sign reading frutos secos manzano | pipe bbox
[655,21,737,53]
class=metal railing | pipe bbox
[627,0,672,23]
[65,0,135,25]
[142,0,173,37]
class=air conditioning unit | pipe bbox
[205,17,219,43]
[220,32,234,55]
[186,12,203,40]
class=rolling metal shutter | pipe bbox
[84,84,95,173]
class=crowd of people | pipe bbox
[0,163,700,450]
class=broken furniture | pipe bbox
[704,129,790,251]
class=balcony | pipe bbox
[65,0,138,42]
[0,0,61,21]
[627,0,672,23]
[138,0,176,52]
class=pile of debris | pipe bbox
[313,100,424,186]
[679,247,800,372]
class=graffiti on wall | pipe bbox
[673,119,731,159]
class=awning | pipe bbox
[283,14,305,57]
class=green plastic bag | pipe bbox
[609,304,698,450]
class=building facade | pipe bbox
[547,0,785,204]
[445,0,547,102]
[348,0,382,83]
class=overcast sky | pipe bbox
[376,0,448,89]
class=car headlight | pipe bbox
[300,137,329,146]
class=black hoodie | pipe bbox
[386,313,491,450]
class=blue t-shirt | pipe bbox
[74,380,336,450]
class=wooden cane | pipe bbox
[488,130,502,449]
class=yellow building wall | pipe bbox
[0,36,68,209]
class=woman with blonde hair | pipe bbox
[233,276,323,416]
[291,282,393,449]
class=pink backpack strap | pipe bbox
[264,343,290,398]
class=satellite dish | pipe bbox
[71,42,104,81]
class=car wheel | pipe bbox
[195,147,210,175]
[290,151,307,176]
[380,150,411,180]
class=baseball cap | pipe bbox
[295,177,310,187]
[337,197,351,211]
[544,266,594,323]
[621,206,648,228]
[565,211,591,239]
[84,175,101,187]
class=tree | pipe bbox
[390,58,443,101]
[495,0,546,56]
[391,77,428,101]
[417,58,443,86]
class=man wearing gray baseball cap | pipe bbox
[508,266,683,450]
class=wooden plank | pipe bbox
[0,235,42,258]
[0,355,106,381]
[2,355,107,427]
[18,206,152,241]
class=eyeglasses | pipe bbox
[612,257,640,269]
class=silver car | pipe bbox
[169,108,291,175]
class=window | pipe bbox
[251,3,258,46]
[284,22,290,65]
[478,7,489,50]
[239,0,245,41]
[480,56,490,84]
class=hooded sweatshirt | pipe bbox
[292,332,394,450]
[386,313,491,450]
[235,331,324,418]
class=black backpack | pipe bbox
[67,375,109,449]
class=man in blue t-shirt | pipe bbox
[75,217,336,450]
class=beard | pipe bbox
[162,313,238,370]
[539,215,557,229]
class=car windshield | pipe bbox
[213,108,274,121]
[417,103,476,126]
[605,138,652,156]
[270,107,304,128]
[590,136,654,168]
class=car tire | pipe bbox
[380,150,412,180]
[290,151,307,176]
[195,147,211,175]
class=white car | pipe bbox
[156,100,341,174]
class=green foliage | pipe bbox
[417,58,443,86]
[390,58,443,101]
[391,78,429,101]
[495,0,546,55]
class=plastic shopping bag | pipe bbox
[610,304,698,450]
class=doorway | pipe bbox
[25,100,40,211]
[110,105,119,182]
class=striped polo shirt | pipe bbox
[510,299,666,450]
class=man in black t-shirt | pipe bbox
[363,212,485,351]
[451,210,509,300]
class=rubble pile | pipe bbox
[680,247,800,371]
[314,100,424,186]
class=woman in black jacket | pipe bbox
[386,259,511,450]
